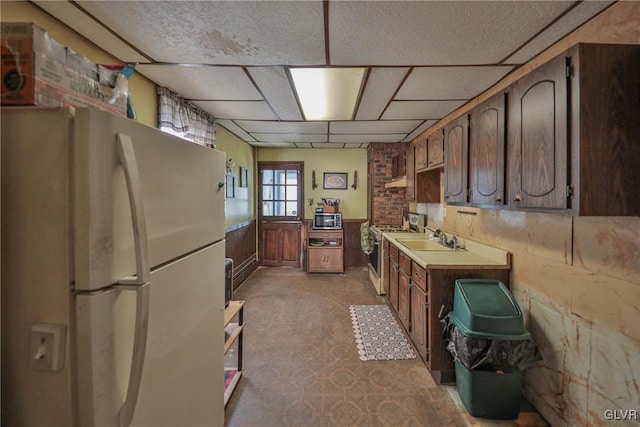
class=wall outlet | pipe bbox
[29,323,66,371]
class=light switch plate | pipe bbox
[29,323,66,371]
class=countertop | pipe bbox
[383,231,511,270]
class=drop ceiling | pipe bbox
[33,0,613,148]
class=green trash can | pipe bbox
[447,279,532,420]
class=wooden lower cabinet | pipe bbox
[410,283,428,361]
[387,242,510,384]
[389,260,399,311]
[382,239,390,295]
[307,229,344,273]
[398,269,411,331]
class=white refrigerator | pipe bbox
[1,108,226,426]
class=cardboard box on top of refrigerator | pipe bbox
[1,22,127,116]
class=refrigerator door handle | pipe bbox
[116,133,151,426]
[117,282,150,427]
[116,132,151,286]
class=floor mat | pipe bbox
[349,304,416,361]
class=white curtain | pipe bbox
[157,86,217,148]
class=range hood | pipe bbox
[385,176,407,188]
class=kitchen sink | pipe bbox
[397,238,466,252]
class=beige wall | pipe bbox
[1,1,157,127]
[215,126,256,228]
[258,148,368,219]
[428,3,640,426]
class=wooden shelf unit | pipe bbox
[307,229,344,273]
[224,300,244,406]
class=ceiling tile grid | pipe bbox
[31,1,614,148]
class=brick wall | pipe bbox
[367,143,407,225]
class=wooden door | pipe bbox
[470,92,506,207]
[444,115,469,204]
[509,53,568,210]
[258,162,303,267]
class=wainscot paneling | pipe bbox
[343,219,368,268]
[225,220,258,288]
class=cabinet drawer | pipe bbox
[399,251,411,273]
[308,230,342,239]
[389,244,399,261]
[411,261,427,292]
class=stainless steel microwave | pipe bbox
[313,213,342,230]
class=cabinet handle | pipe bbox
[444,194,450,199]
[513,195,522,202]
[495,196,502,202]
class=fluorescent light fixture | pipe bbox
[291,68,365,121]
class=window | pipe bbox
[258,162,303,221]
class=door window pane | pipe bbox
[262,170,274,184]
[263,201,274,216]
[259,165,301,219]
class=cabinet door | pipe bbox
[410,284,428,361]
[444,115,469,204]
[382,240,390,295]
[398,270,411,331]
[415,138,428,171]
[509,53,568,210]
[406,143,415,201]
[470,92,506,207]
[307,248,343,272]
[427,130,444,168]
[389,260,399,311]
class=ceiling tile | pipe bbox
[77,1,326,64]
[382,100,467,120]
[136,65,260,99]
[217,120,256,142]
[311,143,348,148]
[344,143,368,149]
[329,134,405,144]
[191,101,277,120]
[330,120,422,134]
[251,134,327,143]
[248,67,303,120]
[252,142,298,148]
[234,121,328,134]
[356,68,410,120]
[505,1,615,64]
[329,1,573,65]
[402,120,439,142]
[32,1,149,62]
[397,66,514,100]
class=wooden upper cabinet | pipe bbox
[415,138,428,171]
[508,52,568,210]
[470,92,506,207]
[427,130,444,168]
[406,142,415,201]
[444,114,469,205]
[508,43,640,215]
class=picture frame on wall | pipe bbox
[225,174,235,198]
[239,167,248,187]
[323,172,348,190]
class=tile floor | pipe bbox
[224,266,549,427]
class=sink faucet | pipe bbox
[440,233,448,246]
[449,236,458,250]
